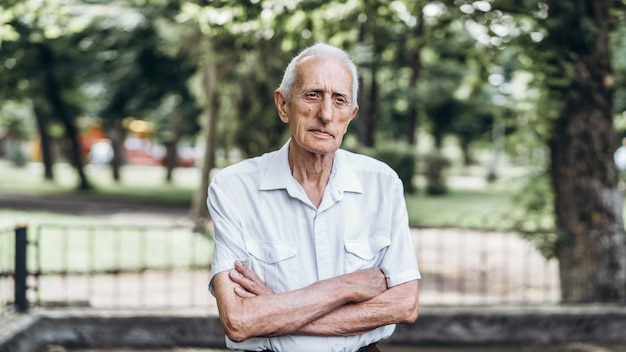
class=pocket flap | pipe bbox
[246,241,298,264]
[344,235,390,260]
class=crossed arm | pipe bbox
[212,260,419,342]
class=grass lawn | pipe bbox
[0,159,522,227]
[31,224,213,272]
[0,161,196,204]
[407,188,518,228]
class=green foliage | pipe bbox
[1,1,626,262]
[421,151,452,195]
[510,171,560,258]
[404,188,517,228]
[231,41,290,157]
[613,22,626,119]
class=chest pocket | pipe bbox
[344,235,390,272]
[246,241,298,292]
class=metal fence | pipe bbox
[0,223,560,315]
[414,227,560,305]
[0,226,16,316]
[1,223,215,314]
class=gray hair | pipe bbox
[278,43,359,109]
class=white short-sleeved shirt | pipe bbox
[208,141,421,352]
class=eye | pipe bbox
[335,96,349,106]
[305,91,321,100]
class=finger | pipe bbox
[235,260,261,280]
[234,286,256,298]
[229,268,250,286]
[233,261,275,295]
[230,266,269,295]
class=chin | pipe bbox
[295,138,341,156]
[305,146,338,156]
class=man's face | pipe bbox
[275,57,359,156]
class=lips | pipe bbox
[310,129,334,138]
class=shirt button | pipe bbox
[267,253,273,261]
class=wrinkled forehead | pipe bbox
[294,57,353,93]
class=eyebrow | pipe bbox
[302,86,351,100]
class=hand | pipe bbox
[229,260,276,298]
[343,267,388,303]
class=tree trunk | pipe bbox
[191,59,219,233]
[547,0,626,302]
[164,116,184,183]
[406,7,424,146]
[459,137,472,166]
[100,88,133,183]
[37,43,91,190]
[356,23,375,148]
[31,100,54,180]
[432,127,444,151]
[164,139,177,183]
[107,120,125,182]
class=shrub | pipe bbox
[422,151,451,195]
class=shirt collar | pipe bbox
[259,139,363,194]
[331,149,363,194]
[259,140,292,191]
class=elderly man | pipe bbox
[208,43,420,352]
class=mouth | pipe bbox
[310,129,334,138]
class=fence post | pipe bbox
[14,224,28,313]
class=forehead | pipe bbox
[295,57,353,92]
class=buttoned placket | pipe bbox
[314,183,344,281]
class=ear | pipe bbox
[343,105,359,134]
[348,104,359,122]
[274,89,289,123]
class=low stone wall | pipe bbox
[2,305,626,351]
[393,305,626,345]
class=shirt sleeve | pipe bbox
[207,175,249,296]
[380,177,421,288]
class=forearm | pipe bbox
[296,280,419,336]
[228,280,351,339]
[215,266,388,342]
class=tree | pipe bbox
[80,2,200,183]
[612,14,626,135]
[0,0,93,189]
[540,0,626,302]
[448,0,626,302]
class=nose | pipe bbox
[319,96,333,123]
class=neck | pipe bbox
[288,142,334,207]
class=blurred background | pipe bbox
[2,0,626,351]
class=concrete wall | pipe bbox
[394,305,626,345]
[2,305,626,352]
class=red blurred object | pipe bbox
[124,151,196,167]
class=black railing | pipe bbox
[0,226,17,315]
[0,223,561,314]
[13,225,27,313]
[35,223,215,309]
[2,223,215,313]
